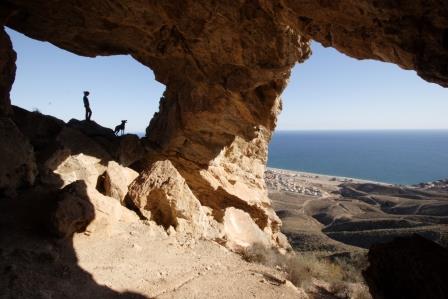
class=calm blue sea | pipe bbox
[267,130,448,185]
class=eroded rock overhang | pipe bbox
[1,0,447,249]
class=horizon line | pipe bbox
[275,128,448,131]
[128,128,448,135]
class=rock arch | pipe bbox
[1,0,447,247]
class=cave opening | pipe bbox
[269,41,448,184]
[1,2,448,297]
[7,28,165,136]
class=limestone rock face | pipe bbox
[4,1,448,86]
[42,127,112,188]
[50,180,139,238]
[11,108,115,190]
[49,181,96,238]
[285,1,448,87]
[116,134,145,167]
[83,181,139,234]
[2,1,448,248]
[104,161,138,204]
[0,118,37,195]
[128,160,207,236]
[51,153,106,188]
[223,207,270,252]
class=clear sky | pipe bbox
[7,28,448,132]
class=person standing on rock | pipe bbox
[83,91,92,121]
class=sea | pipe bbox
[136,130,448,185]
[267,130,448,185]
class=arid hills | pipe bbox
[268,168,448,253]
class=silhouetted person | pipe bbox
[83,91,92,121]
[114,120,127,136]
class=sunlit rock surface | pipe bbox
[1,0,448,248]
[128,160,208,237]
[104,161,139,204]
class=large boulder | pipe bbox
[67,119,115,138]
[103,161,138,204]
[363,235,448,299]
[83,181,139,234]
[50,153,106,188]
[116,134,145,167]
[127,160,207,236]
[223,207,270,252]
[42,127,111,187]
[56,127,111,160]
[12,106,66,184]
[50,180,138,238]
[12,106,65,151]
[49,181,95,238]
[0,118,37,195]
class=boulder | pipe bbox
[66,119,120,157]
[363,234,448,299]
[50,153,106,188]
[49,181,95,238]
[56,127,111,161]
[67,119,115,138]
[0,118,37,195]
[84,181,139,234]
[12,105,65,150]
[127,160,207,236]
[103,161,138,204]
[10,109,114,189]
[41,127,112,188]
[50,180,138,238]
[223,207,270,252]
[116,134,144,167]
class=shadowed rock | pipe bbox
[363,235,448,299]
[103,160,139,204]
[0,26,15,116]
[49,181,96,238]
[0,118,37,196]
[68,119,115,138]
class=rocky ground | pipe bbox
[267,168,448,252]
[1,107,446,298]
[1,107,369,299]
[0,200,307,299]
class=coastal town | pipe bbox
[264,167,376,198]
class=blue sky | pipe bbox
[7,28,448,132]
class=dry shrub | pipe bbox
[242,244,372,298]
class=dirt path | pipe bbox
[73,221,307,298]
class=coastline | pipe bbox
[265,167,391,197]
[266,167,391,185]
[267,167,448,252]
